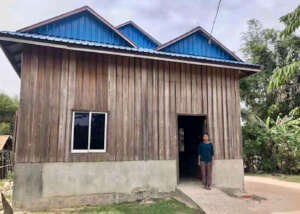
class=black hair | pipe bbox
[203,132,209,136]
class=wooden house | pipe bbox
[0,6,260,210]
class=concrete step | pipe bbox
[177,180,251,214]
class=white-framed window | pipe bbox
[71,111,107,153]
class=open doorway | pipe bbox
[178,115,206,181]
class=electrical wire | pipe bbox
[209,0,222,44]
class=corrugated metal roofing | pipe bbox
[25,10,133,48]
[0,31,259,67]
[156,26,242,61]
[117,21,159,49]
[160,30,236,61]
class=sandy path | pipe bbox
[245,176,300,214]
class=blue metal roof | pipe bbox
[24,10,134,48]
[117,22,159,49]
[159,30,236,61]
[0,31,260,68]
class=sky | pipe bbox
[0,0,299,97]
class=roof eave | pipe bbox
[0,33,260,77]
[0,43,21,77]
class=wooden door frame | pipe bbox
[175,113,208,184]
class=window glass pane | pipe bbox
[90,113,106,150]
[73,112,89,150]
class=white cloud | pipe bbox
[0,0,299,97]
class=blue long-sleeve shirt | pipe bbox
[198,142,214,162]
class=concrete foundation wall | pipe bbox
[13,159,244,211]
[212,159,244,190]
[13,160,177,211]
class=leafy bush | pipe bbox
[243,108,300,174]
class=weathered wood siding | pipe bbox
[15,45,242,163]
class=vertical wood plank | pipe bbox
[221,68,229,159]
[201,66,208,115]
[107,55,117,160]
[16,47,31,163]
[226,69,234,159]
[116,56,123,161]
[191,65,197,113]
[164,61,170,159]
[134,58,142,160]
[158,61,165,160]
[141,59,148,160]
[28,47,39,162]
[206,66,214,151]
[122,56,129,160]
[234,71,242,158]
[34,47,46,163]
[186,64,192,113]
[169,62,177,160]
[175,63,181,113]
[64,51,76,162]
[96,55,104,111]
[147,60,153,160]
[216,68,224,159]
[24,48,34,163]
[212,68,220,159]
[102,55,109,111]
[49,49,61,162]
[128,57,135,160]
[41,48,53,162]
[180,64,186,113]
[57,50,69,162]
[196,65,203,114]
[152,60,159,160]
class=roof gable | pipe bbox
[18,6,137,48]
[156,27,241,61]
[117,21,160,49]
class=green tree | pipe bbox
[241,16,300,174]
[241,19,300,119]
[268,6,300,96]
[240,19,279,120]
[0,93,19,135]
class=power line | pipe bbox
[209,0,222,44]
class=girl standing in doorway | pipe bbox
[198,133,214,190]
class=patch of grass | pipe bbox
[245,173,271,177]
[71,198,202,214]
[278,175,300,183]
[245,173,300,184]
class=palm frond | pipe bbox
[280,5,300,39]
[268,61,300,91]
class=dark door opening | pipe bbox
[178,115,206,180]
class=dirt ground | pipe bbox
[245,176,300,214]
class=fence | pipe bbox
[0,151,14,179]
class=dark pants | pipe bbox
[200,161,212,187]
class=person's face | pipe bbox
[203,134,209,141]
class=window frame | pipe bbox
[71,111,107,153]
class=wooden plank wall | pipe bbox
[15,45,243,163]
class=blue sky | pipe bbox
[0,0,299,97]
